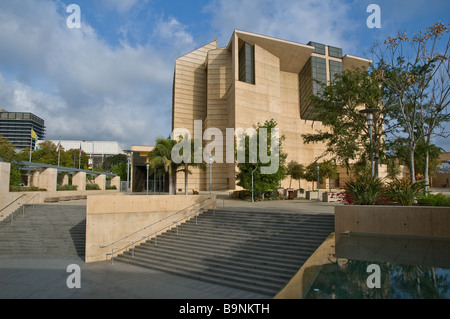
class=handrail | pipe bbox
[22,193,39,206]
[20,193,40,217]
[100,196,215,249]
[105,197,217,263]
[0,194,26,215]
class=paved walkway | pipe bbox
[0,196,336,299]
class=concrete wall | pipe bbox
[0,162,121,222]
[0,162,10,194]
[85,194,216,263]
[335,205,450,239]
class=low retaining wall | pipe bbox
[85,194,216,263]
[0,190,120,223]
[335,205,450,239]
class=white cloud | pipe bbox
[0,0,175,148]
[204,0,359,53]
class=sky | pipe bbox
[0,0,448,151]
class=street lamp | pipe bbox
[146,162,149,195]
[316,162,320,201]
[153,168,156,195]
[251,163,258,203]
[126,151,130,194]
[359,109,378,177]
[209,155,213,194]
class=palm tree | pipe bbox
[178,136,206,195]
[147,137,179,194]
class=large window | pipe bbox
[239,42,255,84]
[329,60,343,83]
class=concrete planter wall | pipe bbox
[335,205,450,239]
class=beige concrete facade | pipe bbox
[172,30,371,192]
[335,205,450,239]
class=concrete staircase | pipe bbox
[0,204,86,258]
[114,209,334,297]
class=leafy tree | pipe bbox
[304,162,319,191]
[0,135,16,162]
[235,119,287,195]
[320,160,339,192]
[287,161,305,189]
[66,148,88,169]
[386,137,443,181]
[302,67,387,175]
[371,22,449,184]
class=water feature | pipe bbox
[302,233,450,299]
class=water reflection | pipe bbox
[302,234,450,299]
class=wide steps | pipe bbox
[115,209,334,296]
[0,204,86,257]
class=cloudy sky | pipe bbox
[0,0,448,150]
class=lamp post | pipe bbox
[359,109,378,177]
[251,163,258,203]
[153,168,156,195]
[316,162,320,201]
[126,151,130,194]
[209,155,213,194]
[146,162,149,195]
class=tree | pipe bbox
[235,119,287,196]
[302,67,387,174]
[147,137,180,195]
[320,160,339,192]
[387,137,443,181]
[371,22,449,184]
[172,134,206,195]
[287,161,305,189]
[0,135,16,162]
[304,162,319,191]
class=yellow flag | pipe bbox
[31,129,37,140]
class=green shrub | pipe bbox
[106,185,117,190]
[416,193,450,207]
[86,183,100,190]
[386,178,426,206]
[343,175,385,205]
[57,184,78,191]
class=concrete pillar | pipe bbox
[30,169,40,187]
[38,168,57,192]
[73,171,86,191]
[94,174,106,190]
[62,174,69,186]
[111,176,121,190]
[0,162,10,193]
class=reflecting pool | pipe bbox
[277,233,450,299]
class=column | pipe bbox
[111,176,121,190]
[94,174,106,190]
[0,162,10,193]
[72,171,86,191]
[38,168,58,192]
